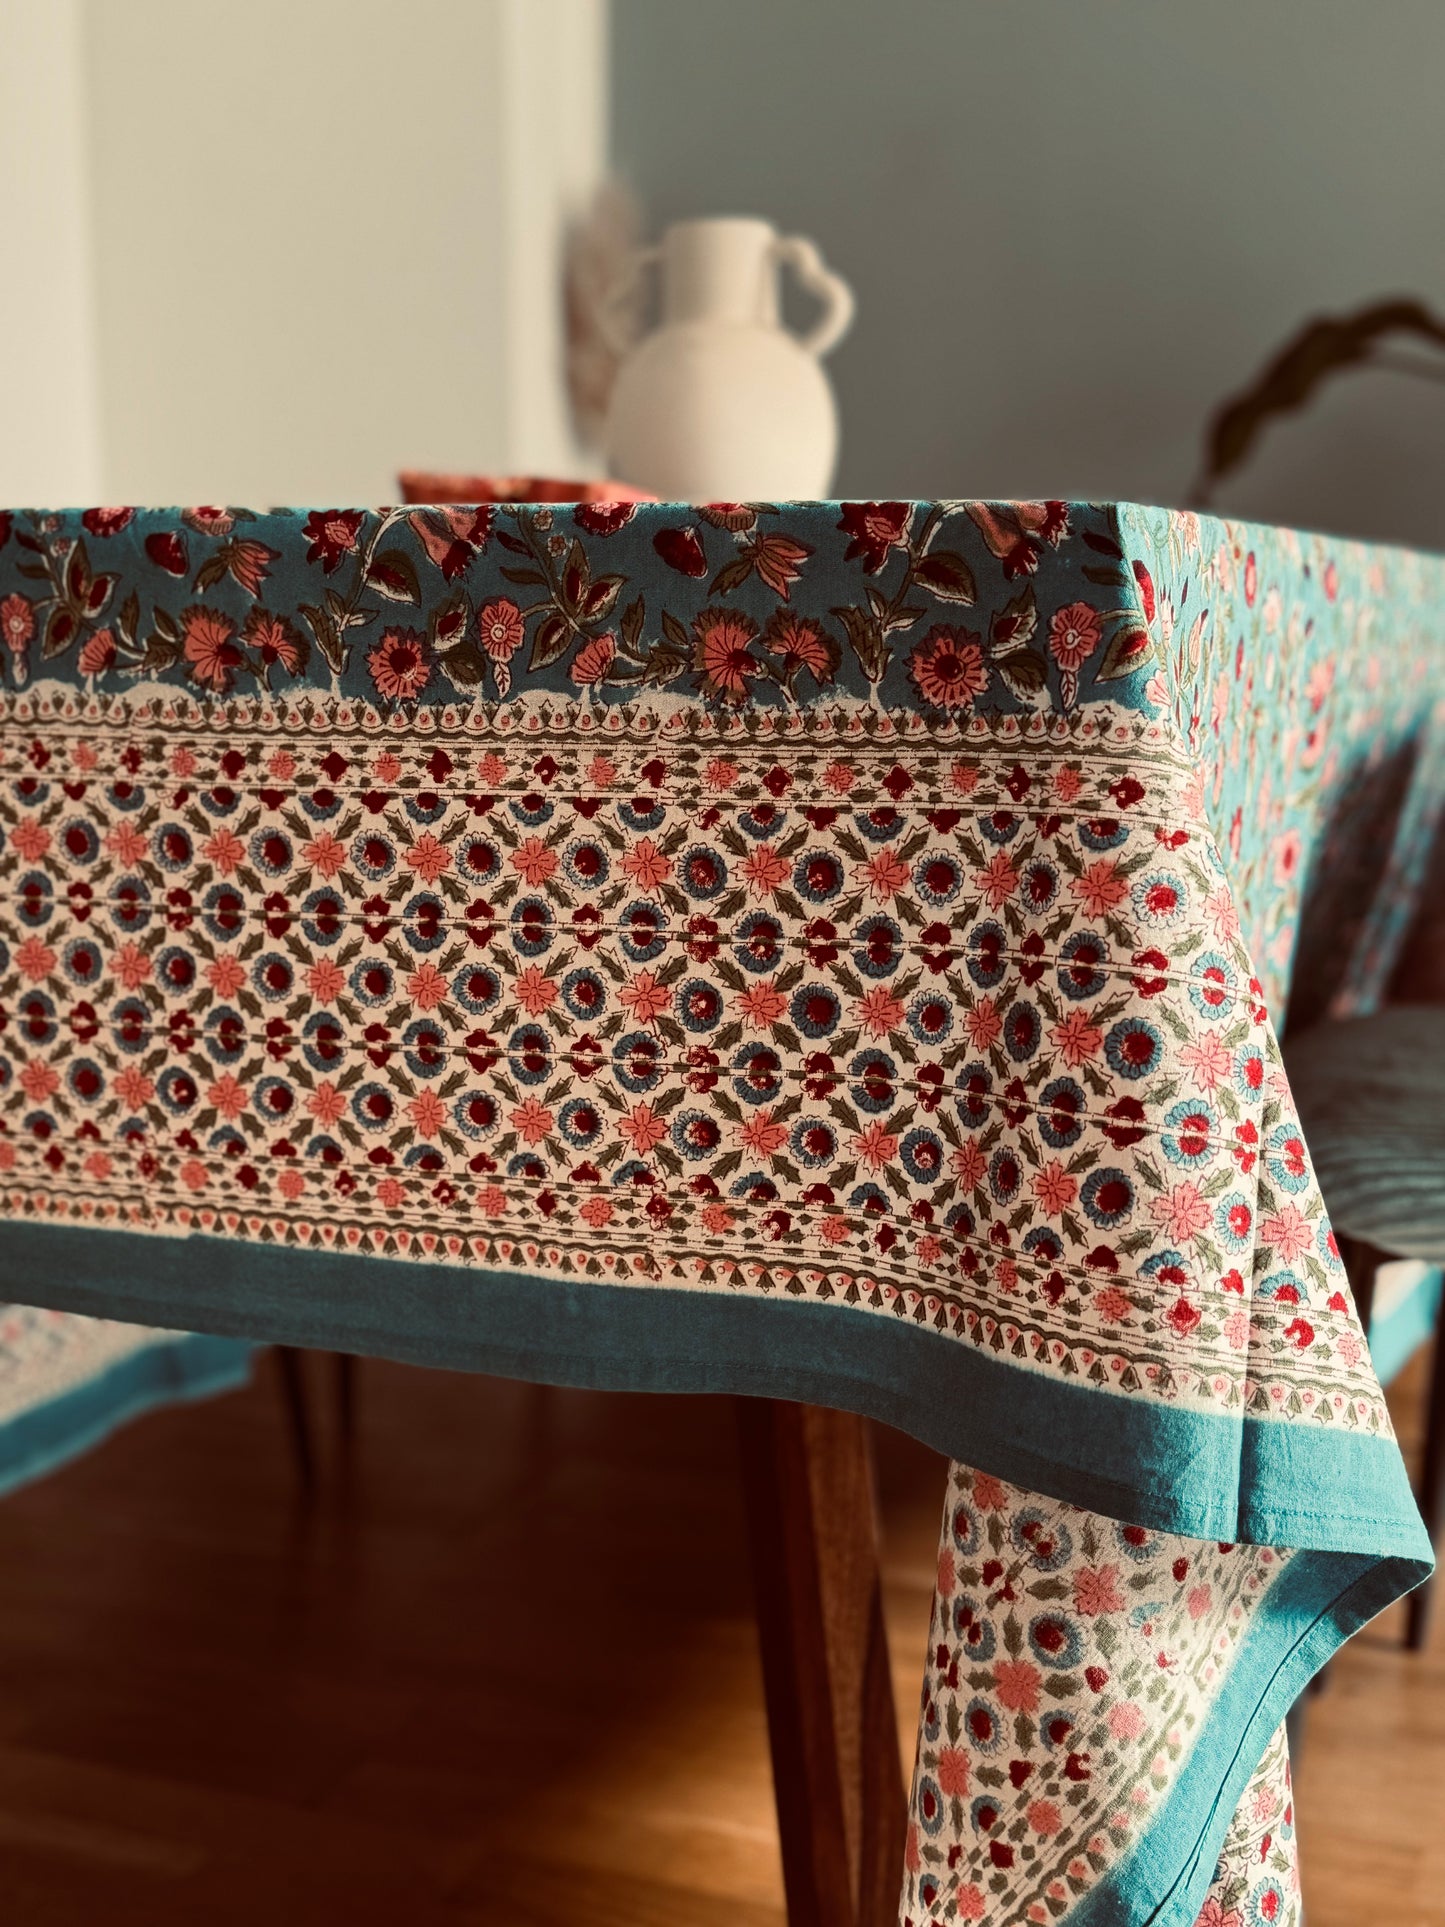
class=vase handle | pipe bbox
[774,235,855,359]
[597,245,661,359]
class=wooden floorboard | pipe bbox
[0,1346,1434,1921]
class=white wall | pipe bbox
[0,0,101,505]
[0,0,606,509]
[613,0,1445,551]
[82,0,606,506]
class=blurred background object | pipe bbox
[601,217,853,500]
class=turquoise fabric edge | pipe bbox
[1371,1266,1442,1388]
[1069,1549,1406,1924]
[0,1221,1430,1565]
[0,1330,252,1501]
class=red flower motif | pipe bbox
[1048,601,1104,672]
[241,607,305,675]
[183,506,235,536]
[654,525,708,577]
[367,627,430,701]
[762,610,836,683]
[574,500,636,536]
[81,507,136,537]
[78,628,116,677]
[0,592,34,657]
[302,509,365,573]
[837,501,911,573]
[908,625,989,711]
[476,597,525,663]
[691,607,759,702]
[181,606,243,692]
[145,530,189,576]
[571,631,616,684]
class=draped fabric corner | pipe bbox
[0,498,1433,1923]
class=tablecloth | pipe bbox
[0,497,1433,1925]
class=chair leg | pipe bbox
[272,1346,316,1494]
[1407,1324,1445,1651]
[735,1399,906,1927]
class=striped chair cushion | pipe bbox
[1283,1006,1445,1260]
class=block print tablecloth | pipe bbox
[0,497,1434,1925]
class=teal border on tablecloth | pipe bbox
[1070,1548,1407,1924]
[0,1331,252,1500]
[0,1220,1429,1563]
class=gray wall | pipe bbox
[613,0,1445,549]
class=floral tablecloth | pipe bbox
[0,497,1434,1925]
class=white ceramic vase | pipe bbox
[601,217,854,502]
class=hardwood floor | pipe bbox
[0,1346,1435,1923]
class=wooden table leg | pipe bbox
[735,1399,906,1927]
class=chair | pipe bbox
[1284,1005,1445,1647]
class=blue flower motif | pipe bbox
[672,1109,723,1160]
[731,1041,783,1105]
[1003,999,1041,1062]
[348,957,392,1007]
[1266,1121,1310,1192]
[794,849,845,902]
[1190,951,1238,1020]
[735,911,784,973]
[977,809,1020,844]
[349,828,395,881]
[853,914,903,977]
[951,1500,981,1555]
[952,1594,997,1663]
[791,1117,837,1168]
[675,977,722,1032]
[1011,1508,1074,1570]
[791,983,841,1038]
[453,962,502,1014]
[1131,869,1188,925]
[1105,1016,1163,1080]
[558,1096,604,1148]
[1057,931,1109,1000]
[1039,1076,1086,1148]
[915,1776,946,1835]
[956,1062,993,1131]
[1161,1099,1217,1167]
[901,1129,945,1185]
[966,920,1008,989]
[1027,1611,1084,1669]
[988,1146,1022,1204]
[907,988,953,1046]
[1215,1191,1253,1251]
[301,886,345,947]
[1078,815,1128,851]
[914,852,963,905]
[677,843,728,899]
[613,1030,664,1093]
[962,1698,1005,1754]
[1081,1167,1134,1228]
[512,896,557,957]
[453,1089,501,1139]
[850,1050,897,1114]
[561,966,606,1021]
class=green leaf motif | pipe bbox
[366,549,421,605]
[528,611,572,671]
[914,550,977,604]
[1096,621,1153,682]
